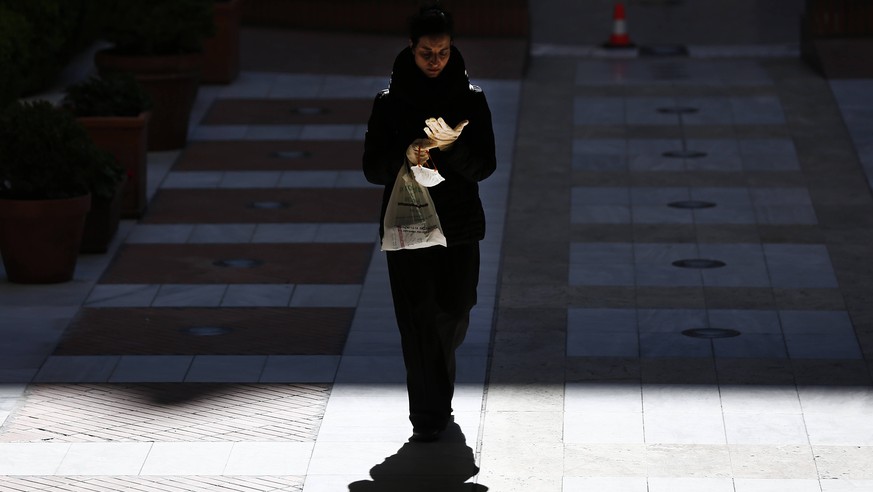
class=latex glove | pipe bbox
[423,117,469,150]
[405,138,437,166]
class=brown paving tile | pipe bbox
[142,188,382,224]
[201,98,372,125]
[1,383,328,442]
[55,307,352,355]
[100,243,372,284]
[176,140,364,171]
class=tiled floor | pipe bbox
[3,5,873,492]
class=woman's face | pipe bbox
[411,34,451,78]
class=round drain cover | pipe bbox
[656,107,698,114]
[672,259,726,269]
[662,150,708,158]
[291,107,327,115]
[180,326,233,337]
[213,259,264,268]
[247,201,290,209]
[273,150,311,159]
[667,200,716,209]
[682,328,741,339]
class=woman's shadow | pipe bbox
[348,421,488,491]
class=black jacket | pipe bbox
[363,45,497,246]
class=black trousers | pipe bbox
[386,242,479,431]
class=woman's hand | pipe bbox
[424,117,469,151]
[406,138,438,166]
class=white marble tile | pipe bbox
[317,407,411,443]
[723,413,809,445]
[341,330,402,355]
[218,171,282,188]
[245,124,303,140]
[0,443,71,474]
[804,413,873,446]
[797,386,873,416]
[224,442,314,475]
[277,170,340,188]
[109,355,193,383]
[644,412,727,444]
[481,411,563,444]
[307,441,407,476]
[642,384,722,415]
[565,381,642,413]
[34,356,119,383]
[485,383,565,412]
[719,385,801,414]
[221,284,295,307]
[314,223,380,243]
[189,224,256,243]
[140,442,234,475]
[252,223,320,243]
[564,412,645,444]
[85,284,160,307]
[564,477,648,491]
[259,355,340,383]
[734,478,824,492]
[820,480,873,492]
[334,356,406,384]
[152,284,227,307]
[290,284,362,307]
[269,74,323,98]
[300,124,364,140]
[479,441,564,480]
[185,355,267,383]
[161,171,223,188]
[56,442,152,475]
[648,477,735,492]
[125,224,194,243]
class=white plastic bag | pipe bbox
[381,164,447,251]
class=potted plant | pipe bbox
[62,73,152,220]
[202,0,242,84]
[0,100,121,283]
[93,0,215,150]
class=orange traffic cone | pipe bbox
[604,3,634,48]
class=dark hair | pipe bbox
[409,4,454,46]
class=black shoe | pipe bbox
[409,428,442,443]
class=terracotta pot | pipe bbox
[202,0,242,84]
[81,177,126,254]
[78,112,150,218]
[0,194,91,284]
[94,50,202,151]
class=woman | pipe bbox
[362,5,497,442]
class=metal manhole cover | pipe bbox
[247,201,290,209]
[290,107,328,115]
[662,150,708,158]
[273,150,312,159]
[213,258,264,268]
[667,200,716,209]
[657,107,699,114]
[682,328,741,339]
[672,258,726,269]
[179,326,234,336]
